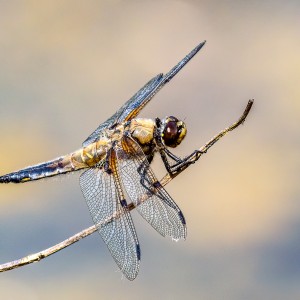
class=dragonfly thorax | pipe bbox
[128,118,156,145]
[160,116,187,148]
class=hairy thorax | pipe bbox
[128,118,157,162]
[69,118,157,169]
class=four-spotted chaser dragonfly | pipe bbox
[0,41,206,280]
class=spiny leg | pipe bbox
[159,148,204,176]
[160,100,254,177]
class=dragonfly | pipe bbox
[0,41,206,280]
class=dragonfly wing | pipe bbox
[82,41,206,147]
[82,73,163,147]
[116,135,186,240]
[82,118,117,148]
[79,165,140,280]
[117,41,206,124]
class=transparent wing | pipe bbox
[116,135,186,240]
[82,41,206,147]
[79,165,140,281]
[82,74,163,147]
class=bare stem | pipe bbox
[0,100,253,272]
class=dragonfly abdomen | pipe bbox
[70,141,107,168]
[0,141,107,184]
[0,155,75,183]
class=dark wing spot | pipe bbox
[120,199,128,207]
[178,211,186,225]
[136,244,141,260]
[153,181,162,189]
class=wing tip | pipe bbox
[186,39,207,61]
[197,40,207,50]
[163,39,207,83]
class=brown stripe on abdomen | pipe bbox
[0,141,107,184]
[0,154,76,183]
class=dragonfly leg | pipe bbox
[137,161,153,193]
[159,148,205,177]
[137,160,166,202]
[104,148,113,174]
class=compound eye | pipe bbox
[162,117,186,148]
[163,121,178,147]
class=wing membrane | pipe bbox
[116,135,186,240]
[82,74,163,147]
[79,165,140,280]
[83,41,206,147]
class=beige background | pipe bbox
[0,1,299,299]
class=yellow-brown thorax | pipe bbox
[68,118,156,170]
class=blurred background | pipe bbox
[0,1,299,299]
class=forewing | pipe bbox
[116,135,186,240]
[82,41,206,147]
[82,74,163,147]
[79,166,140,280]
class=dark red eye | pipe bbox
[163,121,179,147]
[161,116,187,148]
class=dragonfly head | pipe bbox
[160,116,187,148]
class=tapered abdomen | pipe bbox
[0,155,73,183]
[0,141,106,184]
